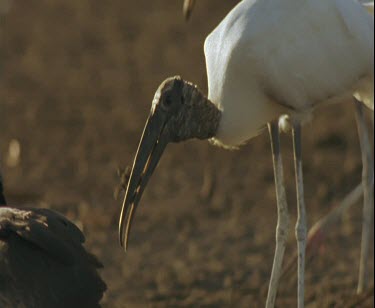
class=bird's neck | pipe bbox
[179,80,222,141]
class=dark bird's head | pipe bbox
[119,76,221,250]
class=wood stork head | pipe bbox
[119,76,221,250]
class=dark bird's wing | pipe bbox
[0,207,106,308]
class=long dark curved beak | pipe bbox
[119,109,169,251]
[183,0,196,20]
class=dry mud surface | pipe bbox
[0,1,374,307]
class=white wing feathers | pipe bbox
[205,0,373,145]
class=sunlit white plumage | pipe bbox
[205,0,374,146]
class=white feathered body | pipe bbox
[205,0,374,146]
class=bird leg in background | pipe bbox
[265,121,290,308]
[114,166,131,201]
[183,0,196,20]
[292,122,307,308]
[281,184,363,284]
[355,100,374,294]
[200,146,216,202]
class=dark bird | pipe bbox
[0,174,106,308]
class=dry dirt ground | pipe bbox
[0,1,374,307]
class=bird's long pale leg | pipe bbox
[354,100,374,294]
[265,121,290,308]
[292,122,307,308]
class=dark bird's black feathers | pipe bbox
[0,176,106,308]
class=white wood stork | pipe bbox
[120,0,374,307]
[0,174,106,308]
[183,0,374,299]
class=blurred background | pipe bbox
[0,0,373,306]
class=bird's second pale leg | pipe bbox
[265,121,290,308]
[354,100,374,294]
[292,122,307,308]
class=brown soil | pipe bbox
[1,1,373,307]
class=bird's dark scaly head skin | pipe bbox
[119,76,221,250]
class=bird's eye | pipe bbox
[163,96,173,108]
